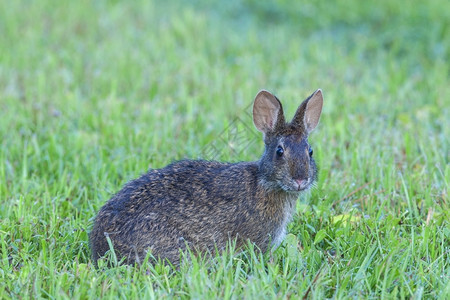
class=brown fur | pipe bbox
[89,89,323,266]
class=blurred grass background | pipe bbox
[0,0,449,298]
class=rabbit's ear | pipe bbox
[253,90,285,134]
[291,89,323,134]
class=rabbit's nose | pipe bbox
[295,179,308,190]
[295,179,305,186]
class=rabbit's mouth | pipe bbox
[293,178,310,191]
[265,177,311,192]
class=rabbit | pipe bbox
[89,89,323,266]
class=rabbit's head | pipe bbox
[253,89,323,192]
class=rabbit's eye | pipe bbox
[308,146,313,157]
[276,145,284,157]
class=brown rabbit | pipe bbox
[89,89,323,266]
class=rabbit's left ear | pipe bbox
[253,90,285,134]
[291,89,323,133]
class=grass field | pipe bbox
[0,0,449,298]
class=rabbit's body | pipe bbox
[90,160,299,265]
[90,89,323,266]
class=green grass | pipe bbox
[0,0,449,298]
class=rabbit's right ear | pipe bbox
[291,89,323,134]
[253,90,285,134]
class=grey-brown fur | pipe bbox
[89,89,324,266]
